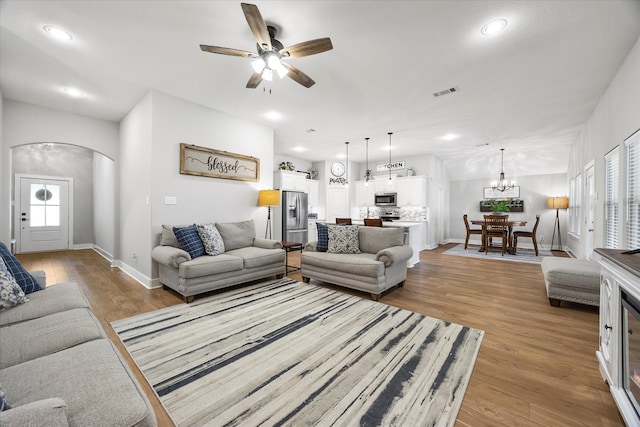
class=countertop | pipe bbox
[595,248,640,278]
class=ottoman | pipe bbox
[540,257,601,307]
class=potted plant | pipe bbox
[489,199,511,214]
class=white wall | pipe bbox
[449,173,568,250]
[1,99,119,245]
[117,90,275,284]
[567,35,640,257]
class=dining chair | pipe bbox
[513,214,541,256]
[364,218,383,227]
[483,214,509,255]
[335,218,352,225]
[463,214,483,249]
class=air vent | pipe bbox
[433,87,458,98]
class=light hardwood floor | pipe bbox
[16,244,624,426]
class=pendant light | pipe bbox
[491,148,515,192]
[387,132,393,186]
[364,137,371,187]
[345,141,350,188]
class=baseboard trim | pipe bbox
[112,260,156,289]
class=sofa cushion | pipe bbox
[541,257,601,290]
[173,225,206,259]
[359,226,404,254]
[197,223,225,256]
[160,224,189,247]
[301,252,383,277]
[216,220,256,251]
[0,339,156,427]
[178,254,243,279]
[226,246,285,269]
[0,398,68,426]
[0,282,90,327]
[0,242,41,294]
[0,308,105,369]
[316,223,329,252]
[327,225,361,254]
[0,258,29,310]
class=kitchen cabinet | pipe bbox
[274,171,309,193]
[397,176,426,206]
[308,180,319,207]
[355,181,375,206]
[374,175,397,193]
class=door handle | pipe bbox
[21,218,29,222]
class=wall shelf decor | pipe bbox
[479,199,524,212]
[180,143,259,182]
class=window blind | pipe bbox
[627,137,640,249]
[604,147,620,248]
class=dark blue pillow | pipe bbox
[316,223,328,252]
[173,225,205,259]
[0,241,41,294]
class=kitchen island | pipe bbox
[351,220,424,267]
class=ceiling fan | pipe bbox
[200,2,333,89]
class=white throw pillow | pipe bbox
[0,257,29,310]
[197,223,225,256]
[327,225,361,254]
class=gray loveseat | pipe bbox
[152,220,285,303]
[0,276,156,426]
[301,225,413,301]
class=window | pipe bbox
[29,183,60,227]
[604,147,620,248]
[569,174,582,236]
[627,133,640,249]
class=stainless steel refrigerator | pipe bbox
[282,191,308,245]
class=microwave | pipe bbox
[375,192,397,206]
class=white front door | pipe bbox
[17,176,71,253]
[585,163,596,259]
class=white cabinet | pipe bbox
[355,181,375,207]
[274,171,309,193]
[308,180,319,208]
[374,175,396,193]
[598,268,618,386]
[397,176,426,206]
[326,187,348,222]
[308,220,318,242]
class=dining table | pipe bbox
[471,218,527,254]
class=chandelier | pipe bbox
[491,148,515,192]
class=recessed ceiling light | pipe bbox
[292,146,307,152]
[441,133,459,141]
[264,111,282,120]
[63,87,84,98]
[481,19,507,35]
[43,25,73,41]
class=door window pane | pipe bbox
[29,183,60,227]
[30,206,46,227]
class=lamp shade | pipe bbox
[547,197,569,209]
[258,190,280,207]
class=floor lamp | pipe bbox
[548,196,569,251]
[258,190,280,239]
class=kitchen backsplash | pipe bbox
[358,206,428,221]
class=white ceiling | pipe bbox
[2,1,639,181]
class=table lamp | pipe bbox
[258,190,280,239]
[548,196,569,251]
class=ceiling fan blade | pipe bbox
[282,63,315,88]
[246,72,263,89]
[241,3,271,50]
[280,38,333,58]
[200,45,254,58]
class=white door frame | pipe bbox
[15,174,74,253]
[584,161,596,259]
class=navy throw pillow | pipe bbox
[316,223,328,252]
[0,241,41,294]
[173,225,205,259]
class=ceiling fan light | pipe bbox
[266,53,281,70]
[262,68,273,81]
[251,57,265,73]
[276,63,288,78]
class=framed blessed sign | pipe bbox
[180,143,260,182]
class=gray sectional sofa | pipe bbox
[301,225,413,300]
[0,276,156,426]
[152,219,285,302]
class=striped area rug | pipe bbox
[444,243,552,264]
[112,279,484,427]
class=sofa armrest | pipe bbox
[0,398,69,426]
[30,270,46,288]
[253,238,283,250]
[375,245,414,267]
[151,246,191,268]
[304,241,318,252]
